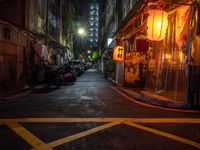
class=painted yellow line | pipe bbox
[32,122,121,150]
[124,121,200,149]
[6,123,52,150]
[1,118,200,124]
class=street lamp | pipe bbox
[73,27,89,59]
[77,27,86,37]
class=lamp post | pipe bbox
[74,27,88,59]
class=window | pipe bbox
[3,27,11,40]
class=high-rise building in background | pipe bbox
[89,0,99,51]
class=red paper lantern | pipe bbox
[113,46,124,62]
[147,10,168,41]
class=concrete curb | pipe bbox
[0,90,32,101]
[140,91,185,108]
[116,85,186,108]
[0,84,49,101]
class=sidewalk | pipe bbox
[0,87,31,101]
[0,84,50,101]
[114,85,190,109]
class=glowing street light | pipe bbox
[77,27,86,36]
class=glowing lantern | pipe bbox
[113,46,124,62]
[147,10,168,41]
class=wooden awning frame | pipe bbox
[114,0,198,40]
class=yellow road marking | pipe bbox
[3,118,200,149]
[6,123,51,150]
[1,118,200,124]
[124,121,200,149]
[32,122,121,150]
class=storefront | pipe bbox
[145,2,200,104]
[114,0,200,105]
[123,37,149,87]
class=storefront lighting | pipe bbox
[165,53,171,61]
[147,10,168,41]
[179,51,184,62]
[113,46,124,62]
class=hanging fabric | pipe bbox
[176,6,192,54]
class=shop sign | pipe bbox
[148,59,156,69]
[113,46,124,62]
[136,39,149,52]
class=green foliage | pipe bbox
[106,59,115,72]
[79,54,85,62]
[65,38,72,45]
[91,51,99,61]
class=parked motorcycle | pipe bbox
[43,65,64,86]
[61,64,77,83]
[27,62,77,87]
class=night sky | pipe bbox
[76,0,104,23]
[77,0,89,22]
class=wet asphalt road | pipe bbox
[0,69,200,150]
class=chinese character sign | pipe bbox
[113,46,124,62]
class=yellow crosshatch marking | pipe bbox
[0,118,200,150]
[31,122,122,150]
[6,123,52,150]
[124,121,200,149]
